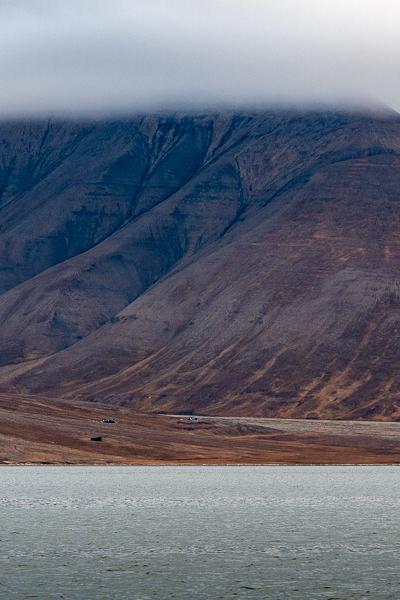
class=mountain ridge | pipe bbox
[1,109,400,419]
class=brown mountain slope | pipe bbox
[1,110,400,419]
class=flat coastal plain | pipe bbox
[1,394,400,465]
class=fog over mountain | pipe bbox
[1,3,400,422]
[1,0,400,116]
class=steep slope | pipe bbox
[1,110,400,419]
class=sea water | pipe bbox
[1,466,399,599]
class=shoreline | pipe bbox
[2,394,400,466]
[2,462,400,467]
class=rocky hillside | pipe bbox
[1,109,400,419]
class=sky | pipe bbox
[0,0,399,116]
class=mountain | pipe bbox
[1,109,400,420]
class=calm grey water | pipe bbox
[1,466,399,600]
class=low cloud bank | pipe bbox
[0,0,399,116]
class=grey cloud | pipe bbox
[0,0,399,116]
